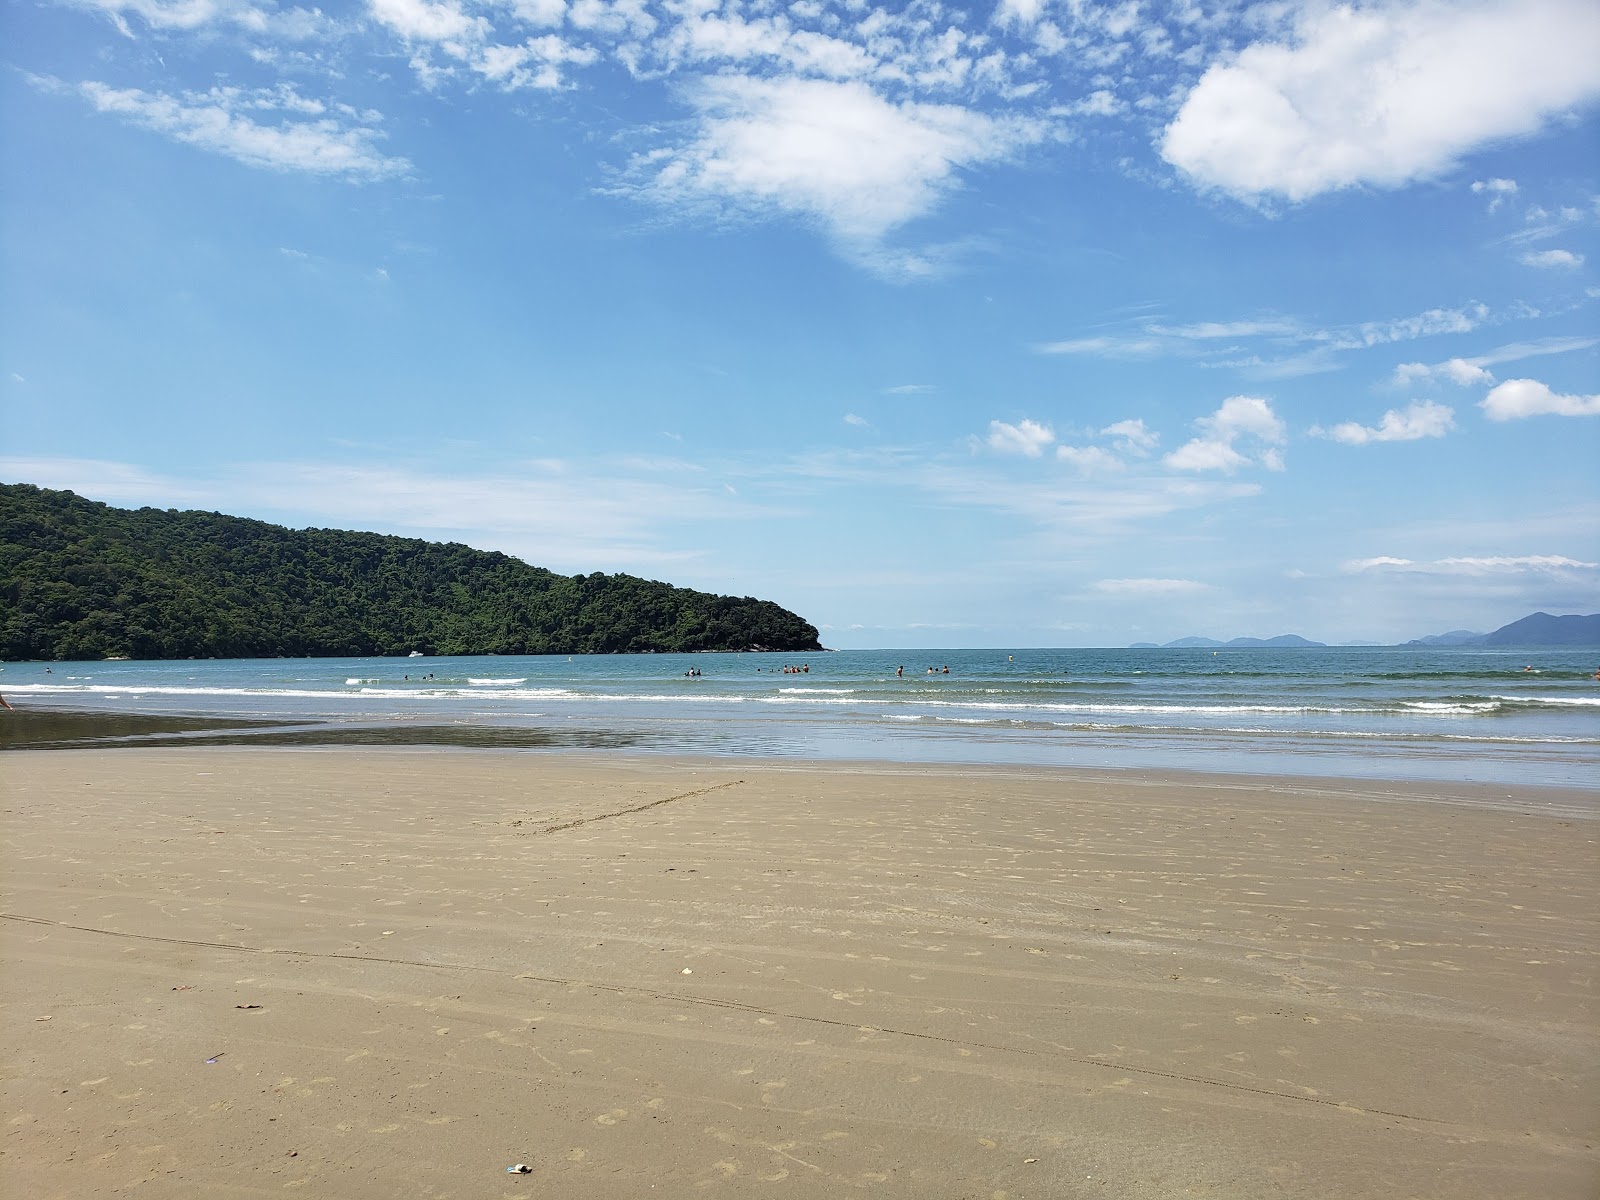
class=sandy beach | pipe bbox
[3,748,1596,1198]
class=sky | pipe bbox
[2,0,1598,648]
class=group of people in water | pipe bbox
[895,665,950,676]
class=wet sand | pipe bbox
[3,749,1596,1198]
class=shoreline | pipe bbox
[5,748,1597,1197]
[4,704,1597,795]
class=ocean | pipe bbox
[5,646,1598,789]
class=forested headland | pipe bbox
[0,483,823,660]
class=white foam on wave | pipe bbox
[468,677,528,686]
[778,687,855,695]
[1492,694,1600,708]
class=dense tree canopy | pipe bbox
[0,484,823,660]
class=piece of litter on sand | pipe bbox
[681,968,692,975]
[35,1015,52,1022]
[506,1164,532,1174]
[235,1004,263,1010]
[1024,1157,1038,1163]
[204,1054,223,1064]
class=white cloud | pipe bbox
[843,412,869,426]
[70,0,332,38]
[368,0,483,44]
[1436,555,1598,571]
[1315,400,1456,445]
[61,79,409,180]
[1391,357,1495,386]
[1481,378,1600,420]
[1055,444,1123,471]
[1330,304,1487,350]
[1162,0,1600,201]
[1147,319,1299,340]
[1473,336,1600,366]
[1344,556,1416,571]
[883,383,934,394]
[622,75,1046,256]
[1036,334,1165,357]
[1346,553,1598,573]
[1519,248,1585,268]
[1165,395,1285,473]
[1094,578,1211,594]
[1102,418,1158,455]
[1472,176,1518,212]
[986,418,1055,457]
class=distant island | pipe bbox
[1404,612,1600,647]
[1132,612,1600,649]
[0,483,823,660]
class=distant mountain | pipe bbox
[1226,634,1327,648]
[1140,634,1327,648]
[1482,612,1600,647]
[1405,629,1486,647]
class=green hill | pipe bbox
[0,483,822,660]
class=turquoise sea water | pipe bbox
[3,646,1598,789]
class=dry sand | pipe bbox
[2,749,1596,1198]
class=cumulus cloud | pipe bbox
[58,79,410,180]
[986,418,1055,457]
[1481,379,1600,419]
[1392,357,1494,387]
[622,76,1046,258]
[1472,177,1518,211]
[1161,0,1600,201]
[1519,248,1585,268]
[1165,396,1286,472]
[1314,400,1456,444]
[1055,418,1159,471]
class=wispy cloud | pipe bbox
[1039,302,1492,377]
[38,77,410,181]
[1393,335,1600,386]
[1345,554,1598,574]
[1094,577,1210,594]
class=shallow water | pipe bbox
[3,646,1597,788]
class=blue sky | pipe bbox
[3,0,1598,647]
